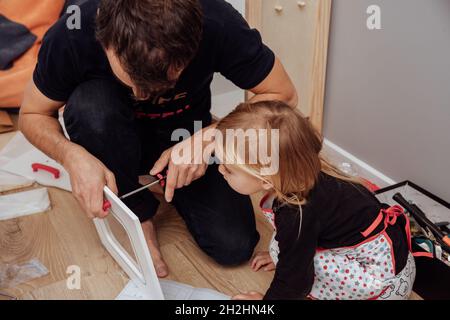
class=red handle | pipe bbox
[103,200,111,211]
[31,163,60,179]
[156,173,166,187]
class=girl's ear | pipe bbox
[261,180,274,191]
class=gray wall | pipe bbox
[323,0,450,201]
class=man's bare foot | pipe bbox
[141,219,169,278]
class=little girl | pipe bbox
[215,100,416,300]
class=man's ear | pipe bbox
[261,180,274,191]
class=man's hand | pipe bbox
[150,125,215,202]
[63,144,118,219]
[232,291,264,300]
[19,80,118,219]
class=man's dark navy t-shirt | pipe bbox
[33,0,275,127]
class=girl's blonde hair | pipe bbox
[216,100,364,206]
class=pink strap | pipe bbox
[361,211,384,238]
[360,205,404,237]
[361,206,413,252]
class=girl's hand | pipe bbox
[232,291,264,300]
[251,251,275,272]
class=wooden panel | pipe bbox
[245,0,262,30]
[246,0,332,131]
[308,0,332,132]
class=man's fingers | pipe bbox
[82,202,95,219]
[184,164,206,186]
[165,162,178,202]
[184,167,196,186]
[72,185,94,219]
[80,197,95,219]
[176,165,188,189]
[150,149,171,176]
[74,192,95,219]
[105,171,118,195]
[193,164,207,180]
[89,185,107,219]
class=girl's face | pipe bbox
[218,164,272,195]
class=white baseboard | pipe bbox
[322,139,396,188]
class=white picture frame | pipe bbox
[93,186,164,300]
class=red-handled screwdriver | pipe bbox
[103,174,166,211]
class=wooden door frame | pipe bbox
[245,0,332,132]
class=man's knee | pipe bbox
[64,79,130,139]
[207,229,260,266]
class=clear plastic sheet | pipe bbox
[338,162,359,177]
[0,258,49,289]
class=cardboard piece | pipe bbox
[0,132,71,191]
[117,279,230,300]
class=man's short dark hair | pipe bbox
[96,0,203,98]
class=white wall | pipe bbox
[323,0,450,201]
[210,0,246,119]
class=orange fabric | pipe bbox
[0,0,65,107]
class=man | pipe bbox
[19,0,297,277]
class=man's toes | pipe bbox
[155,261,169,278]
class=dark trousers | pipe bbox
[63,79,259,265]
